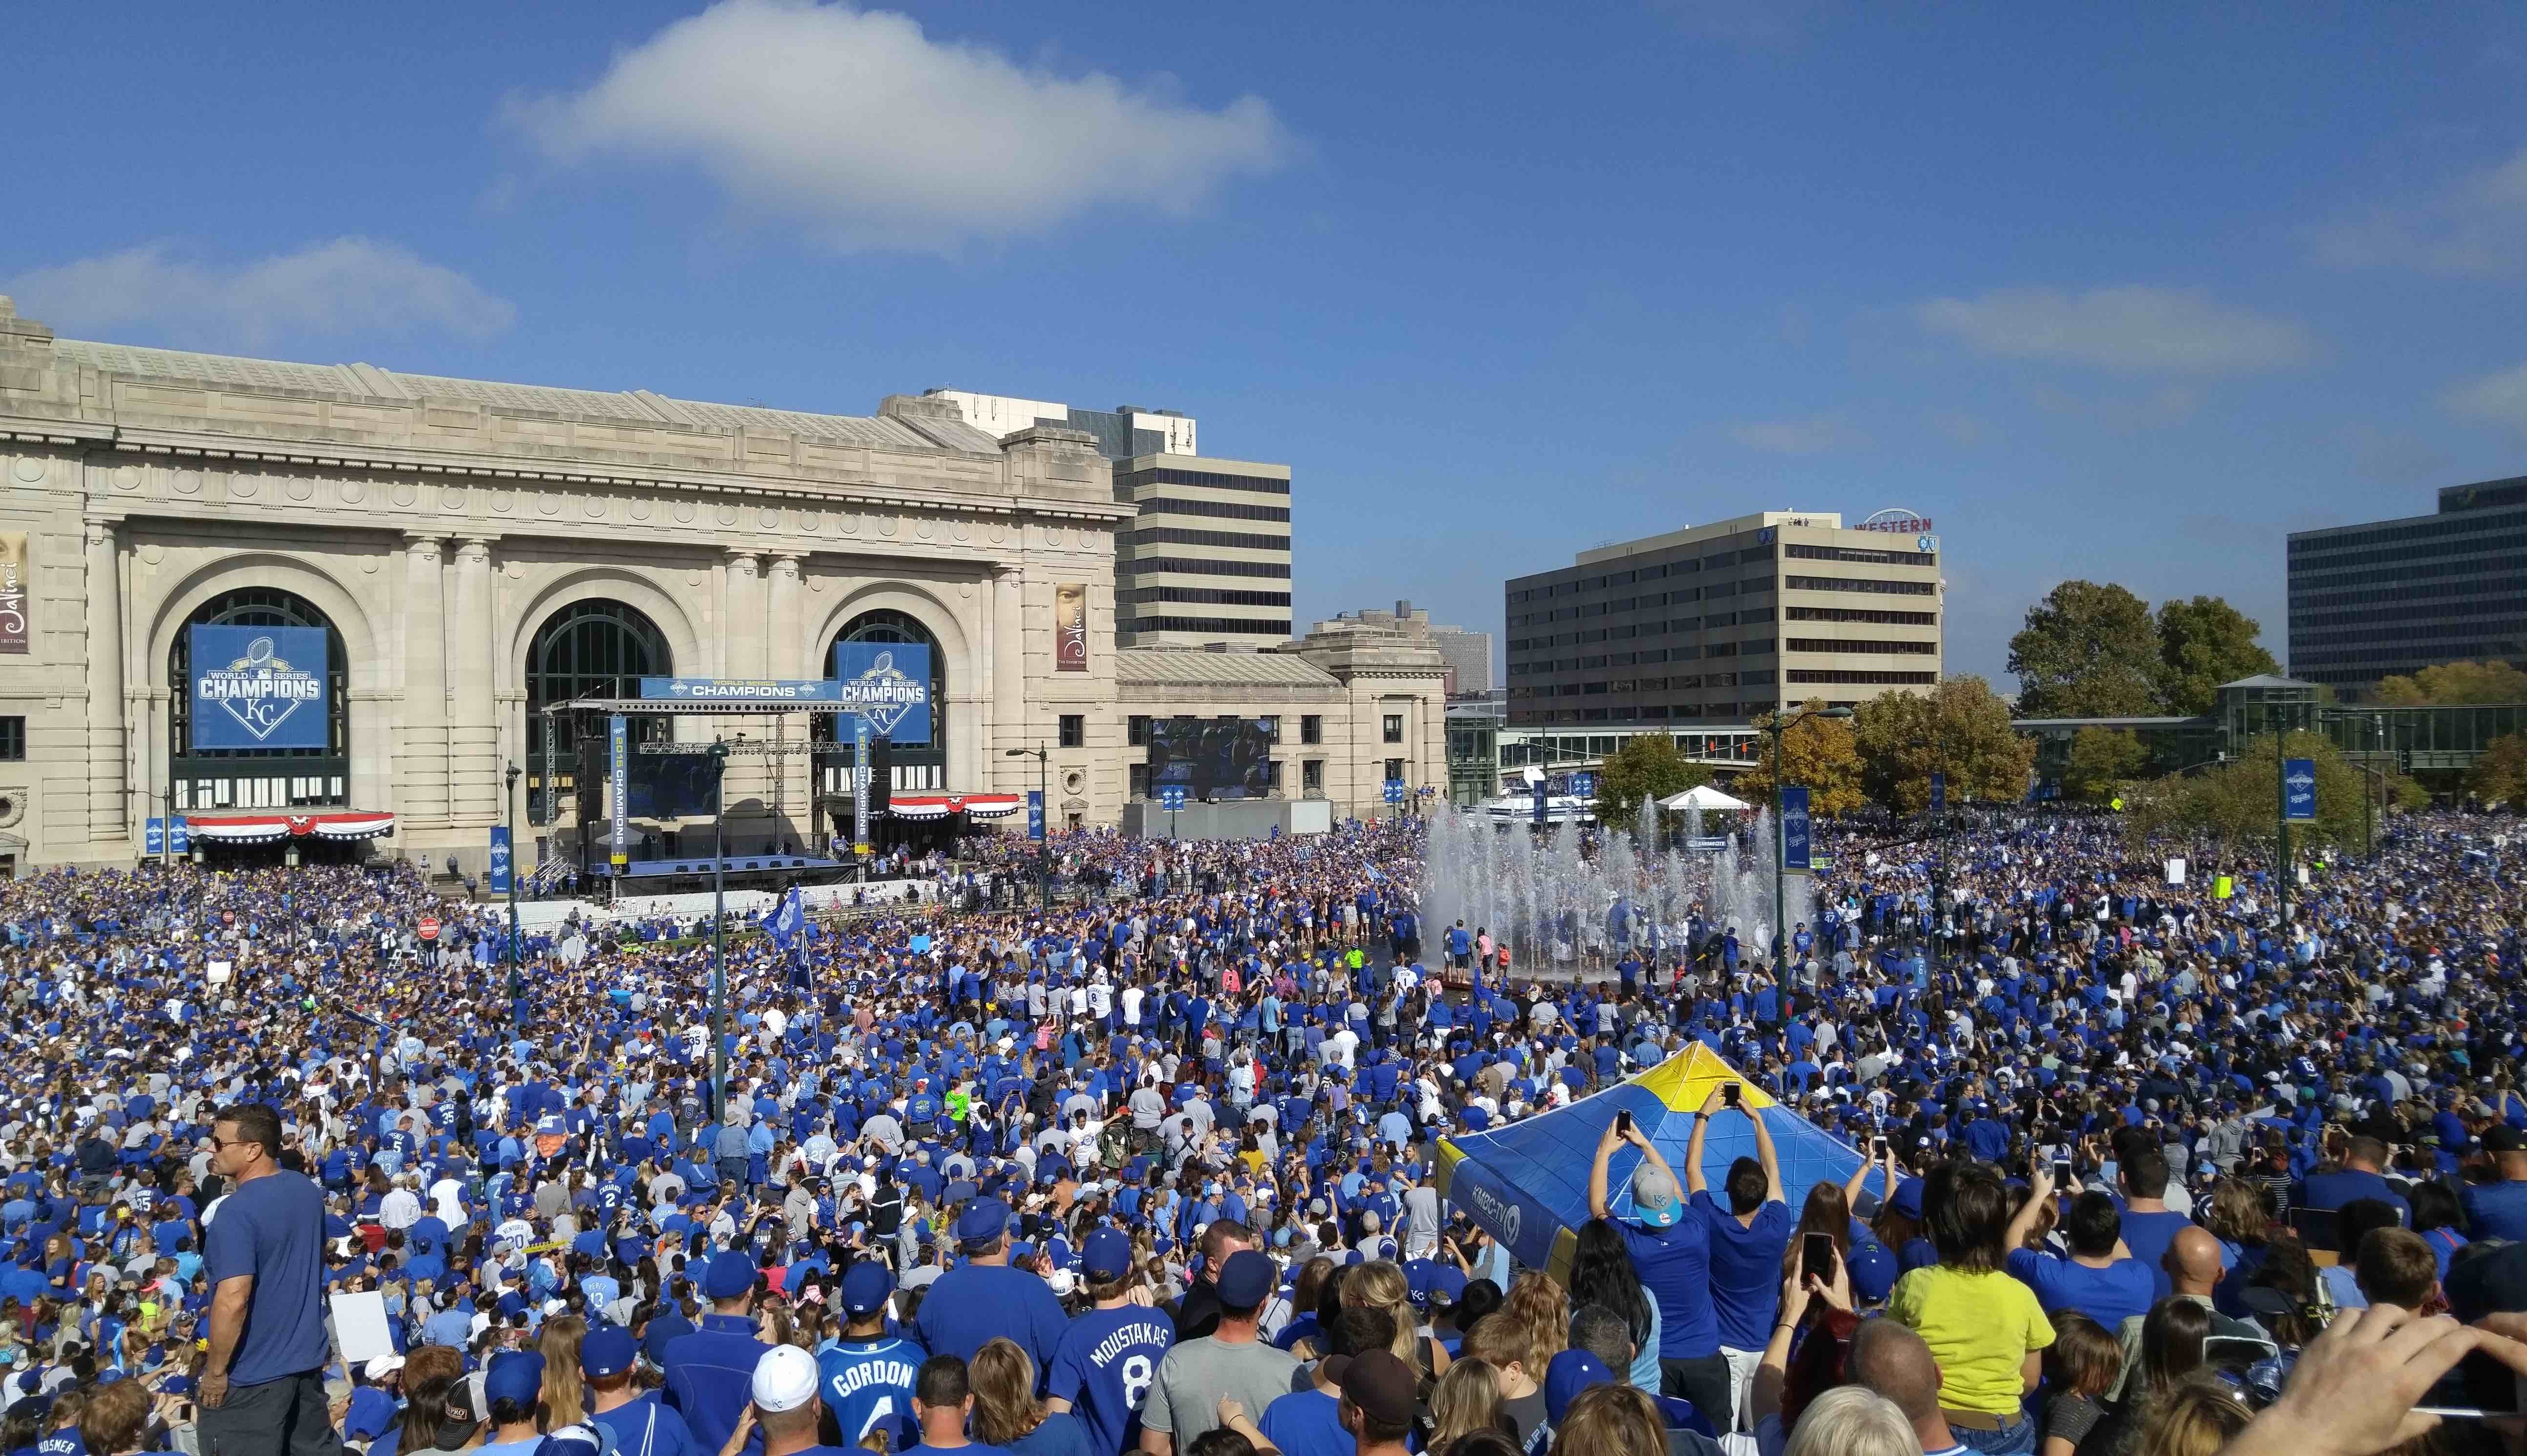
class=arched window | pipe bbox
[167,588,349,810]
[815,608,948,794]
[524,600,671,825]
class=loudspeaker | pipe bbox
[575,734,606,876]
[867,734,892,818]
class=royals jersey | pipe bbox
[818,1334,926,1450]
[1046,1305,1176,1456]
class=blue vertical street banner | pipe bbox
[189,624,328,750]
[143,819,164,856]
[833,642,932,744]
[1027,789,1045,841]
[1780,786,1813,872]
[851,715,872,856]
[607,715,628,873]
[1532,781,1549,824]
[489,826,513,894]
[171,818,188,854]
[2283,757,2317,822]
[1929,772,1946,814]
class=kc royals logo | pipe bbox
[837,650,927,736]
[197,635,322,742]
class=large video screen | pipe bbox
[1148,717,1277,801]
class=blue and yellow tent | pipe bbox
[1435,1044,1879,1282]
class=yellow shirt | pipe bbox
[1887,1264,2055,1416]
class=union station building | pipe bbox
[0,296,1446,875]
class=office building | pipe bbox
[2287,474,2527,699]
[1504,510,1944,726]
[1328,600,1491,696]
[926,389,1292,649]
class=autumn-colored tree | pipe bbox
[2469,730,2527,805]
[2063,727,2148,805]
[2008,581,2161,719]
[2154,595,2280,716]
[1592,733,1713,828]
[1850,675,2036,813]
[1733,699,1865,817]
[2372,661,2527,705]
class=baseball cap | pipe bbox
[484,1351,546,1410]
[752,1345,820,1414]
[1339,1349,1419,1428]
[1544,1348,1616,1424]
[1083,1226,1135,1282]
[364,1355,405,1381]
[579,1325,637,1379]
[955,1199,1013,1244]
[2486,1125,2526,1154]
[703,1251,759,1301]
[1216,1249,1275,1309]
[1630,1165,1680,1228]
[841,1261,893,1318]
[1889,1177,1926,1220]
[1846,1241,1898,1305]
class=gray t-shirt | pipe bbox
[1143,1335,1304,1448]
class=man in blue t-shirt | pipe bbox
[2005,1182,2155,1332]
[911,1199,1071,1373]
[821,1262,927,1450]
[199,1103,334,1456]
[1588,1108,1726,1425]
[2293,1135,2411,1241]
[1048,1228,1177,1456]
[1685,1083,1791,1432]
[2463,1127,2527,1239]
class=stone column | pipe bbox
[766,553,804,678]
[765,553,805,842]
[396,534,450,827]
[448,537,498,826]
[722,551,766,678]
[991,563,1024,789]
[83,518,127,847]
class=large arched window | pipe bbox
[167,588,349,810]
[815,608,948,796]
[524,600,671,825]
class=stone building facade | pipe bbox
[0,297,1132,872]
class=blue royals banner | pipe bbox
[833,642,932,745]
[189,625,329,751]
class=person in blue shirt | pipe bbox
[1587,1109,1726,1423]
[911,1200,1072,1374]
[198,1103,334,1456]
[2462,1126,2527,1239]
[821,1262,927,1451]
[2004,1177,2155,1332]
[2294,1135,2411,1235]
[1047,1228,1176,1456]
[661,1251,777,1455]
[1683,1082,1790,1431]
[584,1322,703,1456]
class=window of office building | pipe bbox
[1385,757,1405,782]
[0,717,20,762]
[1382,714,1404,743]
[1128,715,1151,746]
[1303,759,1324,791]
[1301,715,1323,745]
[1059,715,1084,748]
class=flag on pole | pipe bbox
[768,886,805,951]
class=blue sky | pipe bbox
[10,1,2527,686]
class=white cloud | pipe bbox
[1729,415,1859,454]
[512,0,1291,252]
[2,239,514,345]
[1913,285,2316,372]
[2446,362,2527,433]
[2315,146,2527,278]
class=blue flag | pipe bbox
[768,886,805,951]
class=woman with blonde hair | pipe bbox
[1344,1261,1451,1384]
[1548,1384,1666,1456]
[1501,1272,1567,1383]
[2132,1376,2250,1456]
[1427,1357,1506,1452]
[1782,1386,1918,1456]
[537,1313,590,1429]
[969,1336,1098,1456]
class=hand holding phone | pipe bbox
[1722,1083,1742,1110]
[1802,1232,1836,1283]
[1616,1110,1633,1138]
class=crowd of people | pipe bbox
[0,803,2519,1456]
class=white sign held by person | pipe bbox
[2164,859,2186,886]
[206,961,232,985]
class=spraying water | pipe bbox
[1419,795,1813,981]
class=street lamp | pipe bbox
[1765,703,1852,971]
[708,736,731,1121]
[504,760,523,1033]
[1006,745,1050,913]
[2315,709,2387,862]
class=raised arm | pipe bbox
[1685,1089,1720,1197]
[1749,1094,1784,1204]
[2005,1163,2056,1252]
[1589,1118,1623,1221]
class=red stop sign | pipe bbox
[418,917,441,942]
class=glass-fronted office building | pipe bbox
[2288,474,2527,700]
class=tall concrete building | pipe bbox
[926,389,1292,648]
[2288,474,2527,699]
[1332,600,1490,695]
[1504,510,1944,726]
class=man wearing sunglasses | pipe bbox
[198,1104,334,1456]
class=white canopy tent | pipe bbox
[1658,784,1752,813]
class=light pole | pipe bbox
[1765,703,1852,971]
[1006,745,1049,913]
[708,736,730,1121]
[2315,708,2388,862]
[1929,698,1948,985]
[504,760,522,1033]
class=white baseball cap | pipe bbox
[752,1345,819,1414]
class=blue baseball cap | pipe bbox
[841,1260,893,1318]
[1083,1226,1135,1282]
[1544,1350,1614,1425]
[956,1199,1013,1244]
[579,1325,637,1379]
[484,1350,547,1410]
[702,1252,758,1301]
[1216,1249,1274,1308]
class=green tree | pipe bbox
[1734,700,1866,817]
[1593,733,1713,827]
[2372,660,2527,705]
[2154,595,2280,716]
[1851,675,2037,813]
[2007,581,2161,718]
[2468,730,2527,805]
[2062,727,2148,804]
